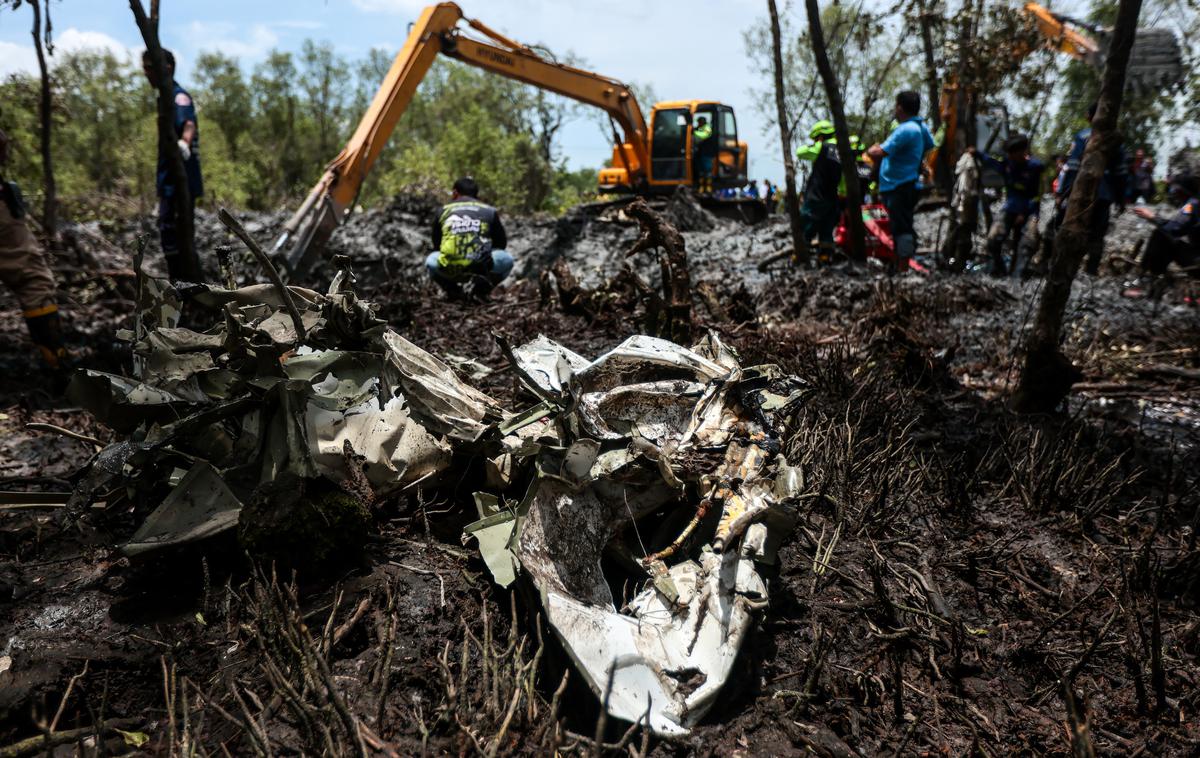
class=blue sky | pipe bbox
[0,0,786,181]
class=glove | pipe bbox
[177,139,191,161]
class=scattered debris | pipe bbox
[65,252,498,566]
[61,219,806,734]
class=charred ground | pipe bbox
[0,195,1198,756]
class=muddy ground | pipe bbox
[1,194,1198,756]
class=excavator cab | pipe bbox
[601,101,748,194]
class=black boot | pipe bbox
[24,307,71,372]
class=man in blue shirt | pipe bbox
[1048,102,1127,275]
[142,49,204,283]
[979,134,1045,277]
[867,91,936,267]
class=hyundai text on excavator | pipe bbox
[274,2,751,274]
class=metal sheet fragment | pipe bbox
[466,331,801,736]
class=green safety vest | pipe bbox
[437,199,497,274]
[694,123,712,142]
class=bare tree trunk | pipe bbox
[917,0,940,133]
[767,0,809,265]
[29,0,56,244]
[805,0,866,263]
[917,0,950,195]
[1011,0,1142,413]
[129,0,200,281]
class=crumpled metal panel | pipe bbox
[509,334,589,398]
[467,331,799,737]
[381,331,501,442]
[305,394,451,493]
[122,461,243,556]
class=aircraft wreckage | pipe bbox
[65,256,805,736]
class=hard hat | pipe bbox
[809,120,835,139]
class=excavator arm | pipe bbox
[1021,2,1102,65]
[274,2,648,275]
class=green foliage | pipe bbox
[743,2,924,152]
[0,50,156,219]
[0,40,598,218]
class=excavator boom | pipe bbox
[1021,2,1101,64]
[274,2,649,275]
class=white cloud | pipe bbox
[349,0,428,14]
[1,28,134,78]
[0,41,37,77]
[55,28,134,62]
[275,20,325,30]
[185,21,279,60]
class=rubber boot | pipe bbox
[24,307,71,372]
[894,234,915,272]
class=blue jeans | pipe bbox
[425,250,514,294]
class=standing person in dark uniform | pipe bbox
[0,128,68,372]
[1047,102,1126,275]
[427,177,513,300]
[978,134,1045,277]
[142,48,203,282]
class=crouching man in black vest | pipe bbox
[426,177,514,300]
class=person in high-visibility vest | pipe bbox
[796,120,841,263]
[426,177,514,300]
[693,116,716,194]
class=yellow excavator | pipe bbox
[928,1,1184,185]
[274,2,751,274]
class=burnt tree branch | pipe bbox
[624,199,692,344]
[768,0,810,265]
[130,0,200,281]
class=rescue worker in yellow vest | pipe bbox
[796,120,842,263]
[0,128,68,371]
[426,177,514,299]
[693,116,716,195]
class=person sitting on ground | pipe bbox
[426,177,513,299]
[796,120,842,263]
[978,134,1045,277]
[0,127,69,373]
[1123,173,1200,297]
[867,91,936,269]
